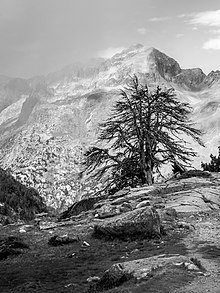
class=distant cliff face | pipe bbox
[0,44,219,210]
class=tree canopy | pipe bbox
[201,147,220,172]
[84,76,204,193]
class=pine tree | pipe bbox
[201,147,220,172]
[84,76,204,193]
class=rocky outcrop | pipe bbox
[204,70,220,86]
[173,68,206,90]
[149,48,181,80]
[90,254,203,291]
[59,197,99,220]
[93,207,161,240]
[58,173,220,230]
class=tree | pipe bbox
[201,147,220,172]
[84,76,204,193]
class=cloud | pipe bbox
[97,47,125,59]
[189,10,220,27]
[176,33,184,38]
[137,27,146,35]
[203,36,220,50]
[184,10,220,50]
[178,14,186,19]
[148,16,170,22]
[209,29,220,34]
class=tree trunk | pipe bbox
[144,159,153,185]
[145,168,153,185]
[140,157,153,186]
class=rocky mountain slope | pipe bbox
[0,44,220,210]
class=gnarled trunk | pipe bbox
[140,157,153,185]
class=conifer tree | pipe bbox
[84,76,204,193]
[201,147,220,172]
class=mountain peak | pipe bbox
[125,43,144,51]
[112,44,160,59]
[110,44,144,59]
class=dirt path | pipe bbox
[173,212,220,293]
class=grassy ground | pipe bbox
[0,221,190,293]
[0,210,219,293]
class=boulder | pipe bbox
[93,207,161,240]
[0,236,29,260]
[119,202,133,213]
[48,235,79,246]
[109,188,130,199]
[90,254,203,291]
[96,204,121,219]
[59,197,100,220]
[158,208,178,233]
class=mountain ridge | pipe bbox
[0,44,220,210]
[1,45,219,94]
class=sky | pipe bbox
[1,0,220,78]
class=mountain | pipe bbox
[0,44,220,211]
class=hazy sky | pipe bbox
[1,0,220,78]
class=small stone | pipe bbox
[64,283,76,288]
[174,262,184,267]
[82,241,90,247]
[87,276,101,283]
[19,228,27,233]
[177,222,194,230]
[185,262,200,271]
[136,200,151,209]
[69,252,76,258]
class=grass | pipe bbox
[0,222,190,293]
